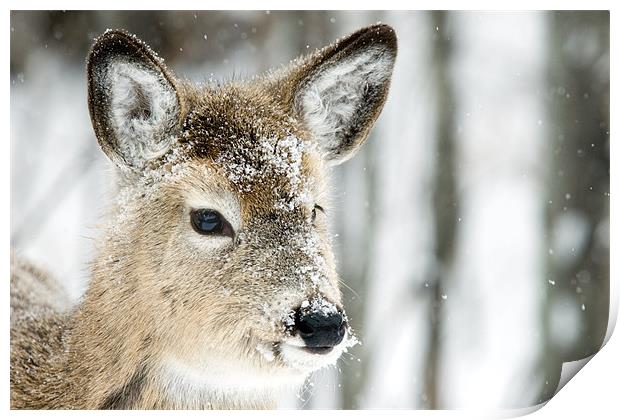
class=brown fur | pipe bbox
[11,24,397,409]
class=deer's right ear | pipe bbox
[87,30,183,171]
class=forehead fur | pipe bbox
[178,82,325,215]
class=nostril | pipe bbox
[297,318,315,337]
[295,309,319,340]
[294,307,347,348]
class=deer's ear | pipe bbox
[87,30,183,171]
[286,24,397,165]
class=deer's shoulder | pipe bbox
[11,252,72,320]
[10,254,74,409]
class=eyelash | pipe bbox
[312,204,325,223]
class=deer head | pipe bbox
[85,25,396,404]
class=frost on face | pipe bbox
[213,134,313,211]
[281,309,296,331]
[309,295,338,316]
[289,228,329,288]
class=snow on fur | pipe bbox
[214,134,312,212]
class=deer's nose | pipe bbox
[294,307,347,351]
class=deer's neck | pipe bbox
[64,310,281,409]
[59,269,282,409]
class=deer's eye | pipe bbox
[190,209,234,238]
[312,204,325,223]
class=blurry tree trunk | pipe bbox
[439,12,547,408]
[335,11,380,410]
[335,108,378,410]
[342,11,439,409]
[541,10,610,402]
[423,11,458,409]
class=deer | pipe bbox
[10,23,397,409]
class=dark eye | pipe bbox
[190,209,234,238]
[312,204,325,223]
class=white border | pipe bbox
[4,1,616,419]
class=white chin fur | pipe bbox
[278,331,354,374]
[157,333,357,406]
[159,355,305,406]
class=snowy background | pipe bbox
[10,11,609,409]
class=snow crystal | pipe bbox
[298,295,338,317]
[341,328,360,350]
[281,309,296,331]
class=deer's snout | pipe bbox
[294,306,347,352]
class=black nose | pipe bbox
[294,307,347,349]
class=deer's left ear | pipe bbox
[284,24,397,165]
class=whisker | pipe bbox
[338,277,360,299]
